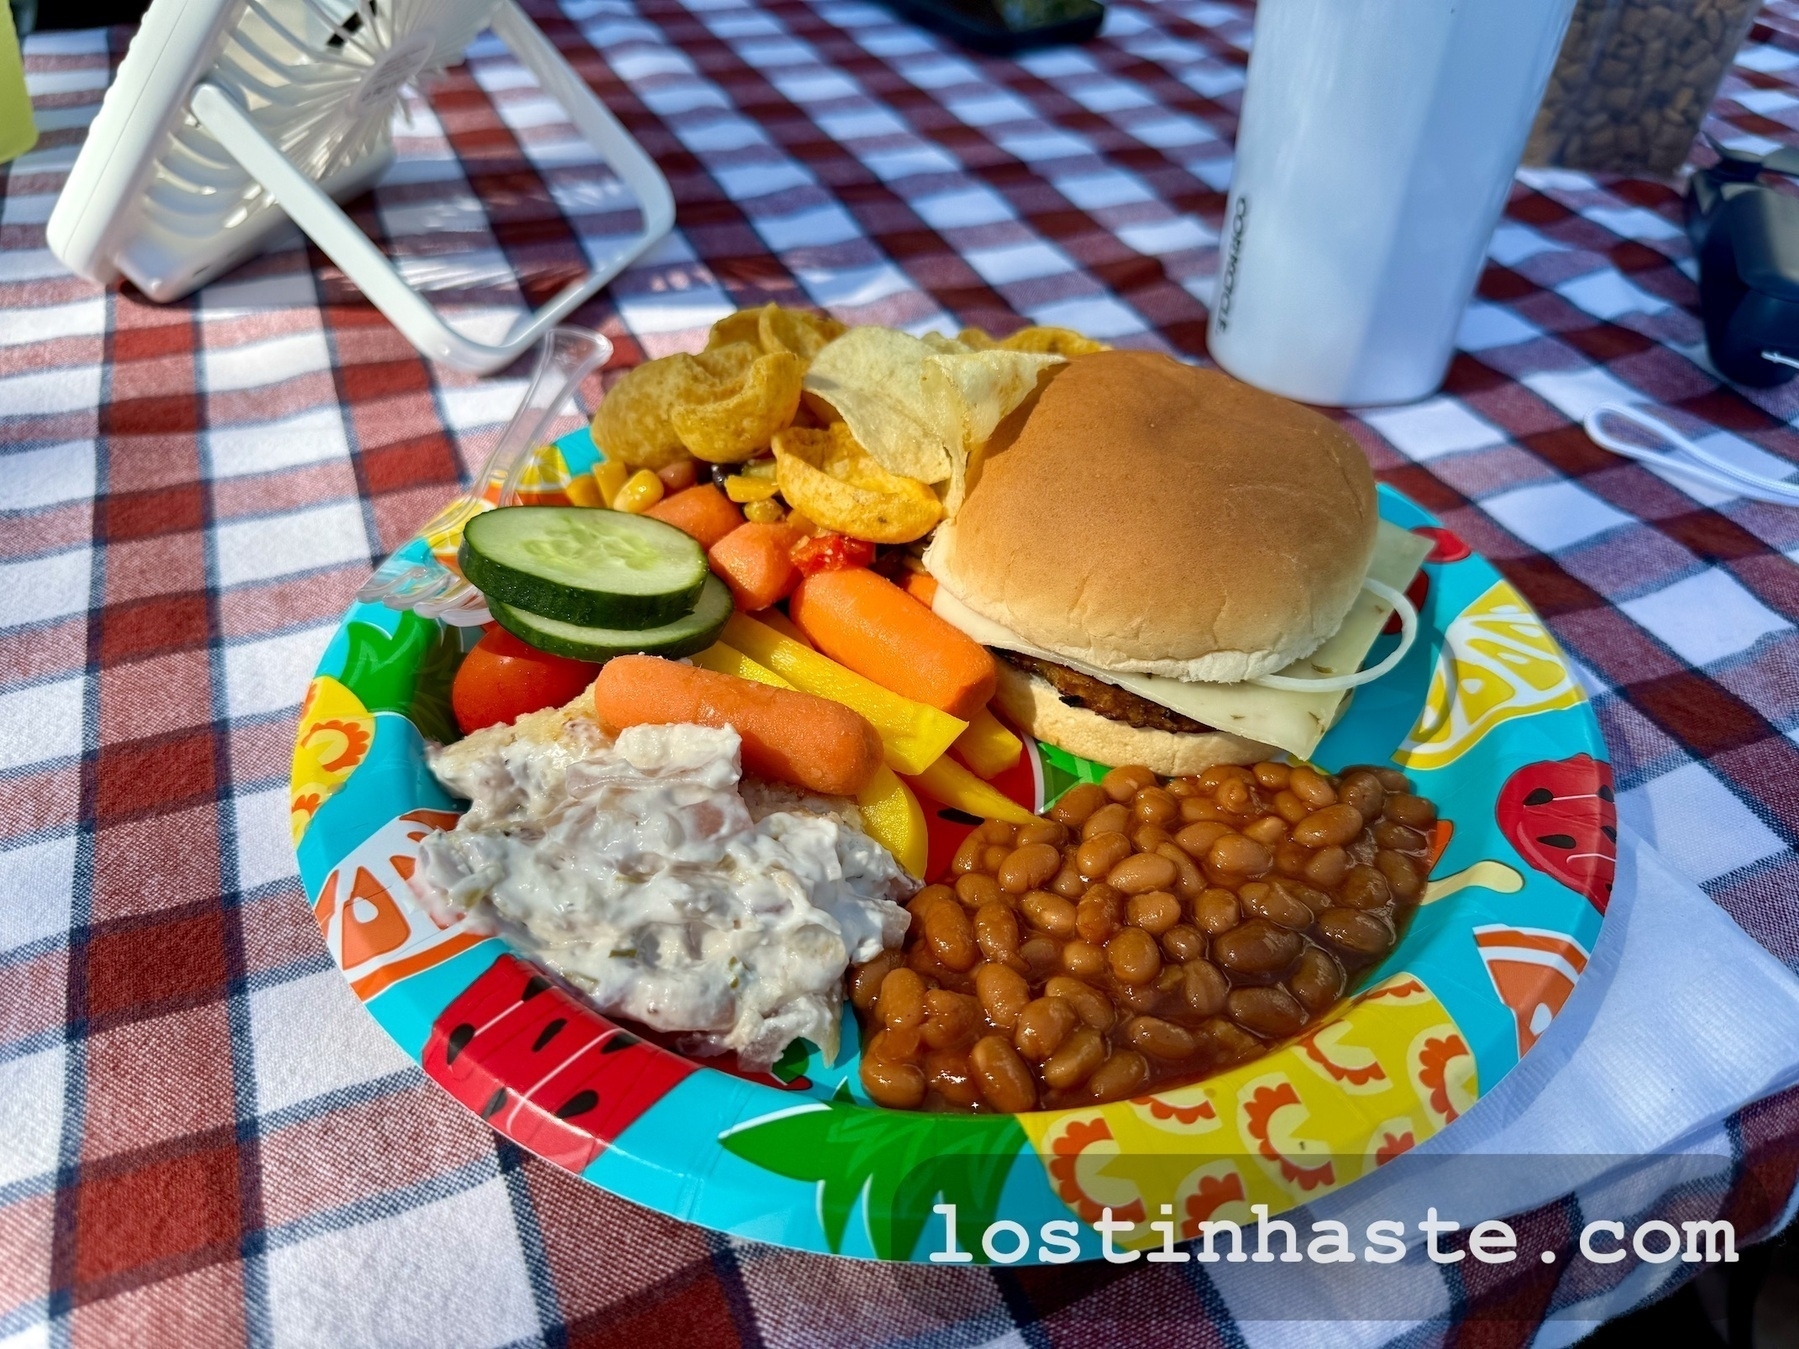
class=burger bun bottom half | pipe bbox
[993,663,1275,778]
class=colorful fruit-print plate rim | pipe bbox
[290,426,1614,1265]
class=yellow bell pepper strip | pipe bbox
[856,765,928,877]
[757,607,813,650]
[952,706,1023,780]
[690,642,790,689]
[723,613,965,775]
[904,752,1037,827]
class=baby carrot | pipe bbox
[591,655,882,796]
[901,570,938,608]
[789,567,997,720]
[647,483,744,549]
[707,521,802,611]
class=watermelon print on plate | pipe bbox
[423,953,694,1172]
[290,426,1614,1263]
[1498,753,1618,913]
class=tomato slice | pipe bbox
[451,625,602,735]
[791,533,876,576]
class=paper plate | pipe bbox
[290,426,1613,1264]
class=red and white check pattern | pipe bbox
[4,0,1799,1343]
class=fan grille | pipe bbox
[143,0,499,239]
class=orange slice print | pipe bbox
[1473,924,1589,1056]
[1240,1079,1335,1192]
[1411,1030,1474,1125]
[1181,1169,1249,1238]
[1045,1116,1147,1225]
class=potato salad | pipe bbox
[411,708,915,1070]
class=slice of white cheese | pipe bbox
[932,521,1432,759]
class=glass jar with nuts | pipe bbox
[1525,0,1762,178]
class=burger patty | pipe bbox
[995,650,1217,735]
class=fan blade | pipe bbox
[226,27,367,80]
[298,0,382,60]
[1762,145,1799,178]
[242,0,323,57]
[216,53,349,107]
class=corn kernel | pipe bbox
[785,510,821,536]
[564,472,604,508]
[614,469,665,514]
[742,498,787,523]
[591,455,630,507]
[741,457,778,481]
[724,475,781,503]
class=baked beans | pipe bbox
[851,760,1435,1112]
[1161,923,1206,962]
[1061,939,1106,978]
[1014,996,1079,1060]
[999,843,1061,893]
[1081,803,1131,840]
[973,901,1020,964]
[923,1048,980,1106]
[954,872,1000,909]
[1050,782,1106,827]
[970,1035,1038,1113]
[1021,889,1076,936]
[1041,1025,1106,1089]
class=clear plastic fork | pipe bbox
[356,325,613,625]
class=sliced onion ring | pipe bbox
[1250,578,1419,693]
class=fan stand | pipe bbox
[189,0,672,375]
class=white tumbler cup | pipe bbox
[1207,0,1578,406]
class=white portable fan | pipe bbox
[47,0,673,373]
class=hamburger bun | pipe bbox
[925,349,1379,685]
[993,661,1273,778]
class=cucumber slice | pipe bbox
[490,575,733,663]
[461,506,707,629]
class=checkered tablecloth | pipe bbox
[7,0,1799,1342]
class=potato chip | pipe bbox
[802,327,1065,496]
[923,348,1064,514]
[803,327,959,483]
[921,349,1062,454]
[671,349,804,463]
[803,327,1068,498]
[960,324,1108,356]
[593,341,791,469]
[799,390,843,426]
[772,423,944,544]
[761,305,846,360]
[706,309,764,350]
[998,325,1109,357]
[928,348,1065,518]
